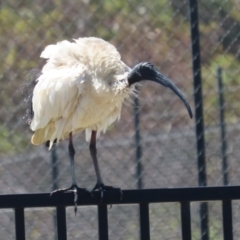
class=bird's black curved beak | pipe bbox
[128,62,193,118]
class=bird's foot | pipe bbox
[91,183,123,203]
[50,184,90,215]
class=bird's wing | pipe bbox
[30,65,86,145]
[40,40,81,72]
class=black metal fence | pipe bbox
[1,186,239,240]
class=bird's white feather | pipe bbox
[31,37,134,148]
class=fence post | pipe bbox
[15,208,25,240]
[217,67,229,185]
[51,145,59,240]
[133,91,143,189]
[98,205,109,240]
[188,0,209,239]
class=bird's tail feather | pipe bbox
[32,124,84,149]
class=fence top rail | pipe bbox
[0,186,240,209]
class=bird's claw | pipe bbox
[50,185,91,215]
[91,183,123,203]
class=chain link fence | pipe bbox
[0,0,240,239]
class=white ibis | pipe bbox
[26,37,192,213]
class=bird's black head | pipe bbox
[127,62,193,119]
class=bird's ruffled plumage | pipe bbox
[30,37,134,148]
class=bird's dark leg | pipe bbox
[69,133,77,187]
[90,131,104,186]
[90,131,123,202]
[50,132,89,214]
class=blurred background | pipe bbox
[1,0,240,239]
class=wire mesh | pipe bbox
[0,0,240,239]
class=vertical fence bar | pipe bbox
[199,202,209,239]
[98,205,109,240]
[188,0,209,240]
[56,206,67,240]
[51,145,59,240]
[217,67,229,186]
[133,92,143,190]
[134,93,145,240]
[139,203,150,240]
[51,145,59,192]
[222,200,233,240]
[181,202,192,240]
[188,0,207,191]
[15,208,25,240]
